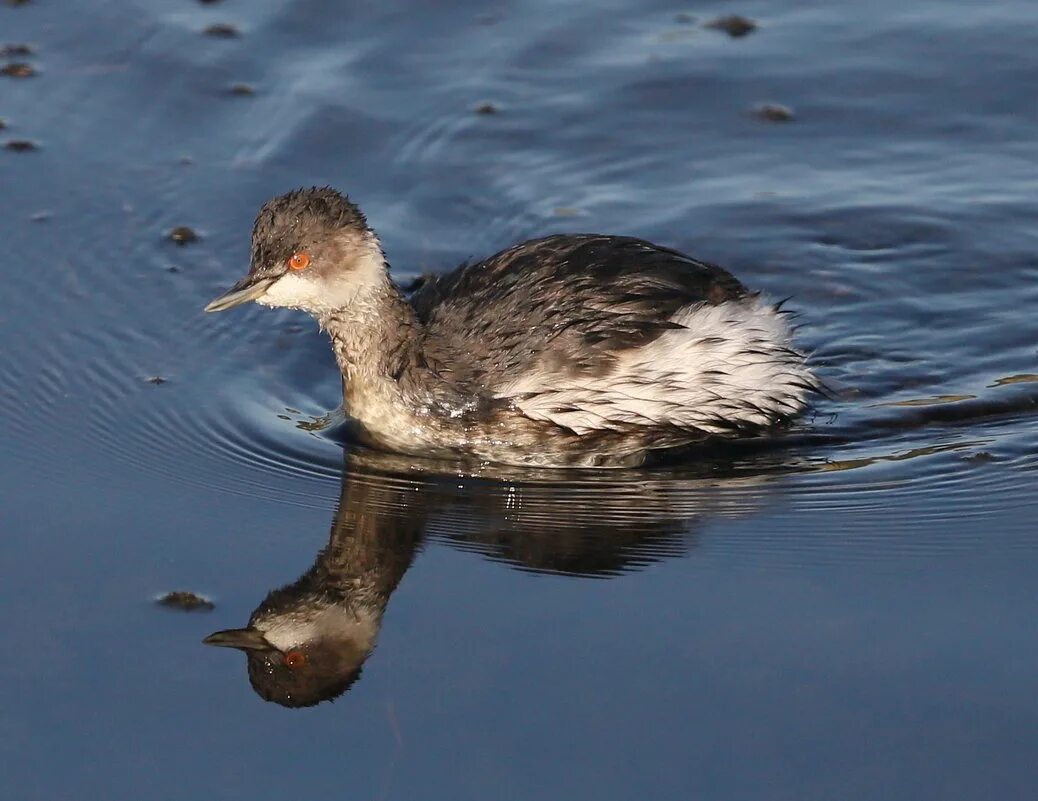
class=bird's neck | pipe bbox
[319,273,421,392]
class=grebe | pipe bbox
[205,187,817,467]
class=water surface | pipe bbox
[2,0,1037,798]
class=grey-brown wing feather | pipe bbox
[408,234,746,395]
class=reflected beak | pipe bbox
[204,274,276,313]
[203,627,274,651]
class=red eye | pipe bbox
[288,252,311,271]
[284,650,306,670]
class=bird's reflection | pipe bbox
[205,448,783,707]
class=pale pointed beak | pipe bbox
[204,275,276,313]
[203,627,274,652]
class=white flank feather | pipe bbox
[503,296,813,435]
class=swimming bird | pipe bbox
[205,187,817,467]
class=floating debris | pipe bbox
[228,82,254,96]
[156,591,214,611]
[0,44,33,57]
[202,23,240,39]
[144,375,167,385]
[30,210,52,222]
[5,0,34,7]
[963,451,997,464]
[0,118,5,130]
[704,14,757,38]
[4,139,38,152]
[178,155,194,166]
[474,101,500,115]
[989,373,1038,387]
[198,0,224,4]
[168,225,199,245]
[1,62,36,78]
[754,103,794,122]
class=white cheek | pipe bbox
[259,271,373,314]
[257,272,320,310]
[255,237,387,314]
[258,607,379,653]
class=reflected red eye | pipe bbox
[284,650,306,670]
[288,252,311,271]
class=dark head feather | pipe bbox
[249,187,370,275]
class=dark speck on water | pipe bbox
[156,591,214,612]
[1,62,36,78]
[228,82,254,96]
[167,225,199,245]
[4,1,1038,798]
[202,23,240,39]
[0,43,33,57]
[754,103,795,122]
[705,14,757,37]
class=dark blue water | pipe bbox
[2,1,1037,798]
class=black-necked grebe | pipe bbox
[205,187,818,467]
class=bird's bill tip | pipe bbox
[203,627,273,651]
[204,276,274,313]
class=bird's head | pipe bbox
[204,601,377,708]
[205,187,385,318]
